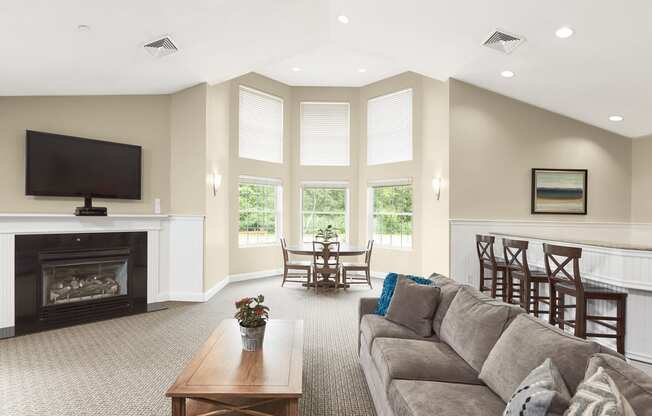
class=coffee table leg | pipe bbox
[285,398,299,416]
[171,397,186,416]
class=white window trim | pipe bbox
[367,88,413,166]
[300,182,350,243]
[367,179,414,250]
[299,101,350,167]
[238,85,284,164]
[238,176,283,248]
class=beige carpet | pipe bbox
[0,276,380,416]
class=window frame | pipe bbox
[299,181,350,243]
[238,176,283,248]
[367,178,414,250]
[299,101,351,166]
[238,85,284,164]
[366,88,413,166]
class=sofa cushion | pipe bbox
[439,286,523,372]
[375,273,433,316]
[388,380,505,416]
[586,353,652,416]
[431,279,462,336]
[360,314,439,354]
[371,338,482,389]
[480,314,601,403]
[386,278,440,337]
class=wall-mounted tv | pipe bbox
[25,130,142,202]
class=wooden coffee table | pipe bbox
[166,319,303,416]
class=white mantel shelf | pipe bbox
[0,214,206,335]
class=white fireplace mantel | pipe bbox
[0,213,205,333]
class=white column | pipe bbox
[0,234,15,330]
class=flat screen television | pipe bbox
[25,130,142,214]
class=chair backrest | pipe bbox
[476,234,497,267]
[364,240,374,266]
[502,238,530,276]
[312,241,340,273]
[543,243,584,293]
[280,238,289,264]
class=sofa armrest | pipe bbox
[359,297,379,323]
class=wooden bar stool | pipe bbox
[502,238,550,317]
[280,238,311,288]
[543,243,628,354]
[476,235,509,301]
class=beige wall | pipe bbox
[205,82,231,288]
[449,79,632,222]
[227,73,293,275]
[631,136,652,223]
[0,95,170,214]
[170,84,208,215]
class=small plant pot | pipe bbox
[239,323,266,351]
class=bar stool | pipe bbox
[543,243,628,354]
[476,235,509,301]
[502,238,549,317]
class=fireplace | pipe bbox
[14,232,149,335]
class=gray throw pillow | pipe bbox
[566,366,636,416]
[585,353,652,416]
[385,277,440,337]
[503,358,571,416]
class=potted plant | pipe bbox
[234,295,269,351]
[315,225,338,242]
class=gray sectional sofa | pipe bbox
[358,275,651,416]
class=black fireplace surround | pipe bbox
[14,232,149,335]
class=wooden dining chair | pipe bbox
[476,235,509,301]
[543,243,627,354]
[342,240,374,289]
[502,238,549,317]
[280,238,311,288]
[312,241,341,293]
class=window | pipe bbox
[301,183,348,242]
[369,180,413,248]
[238,86,283,163]
[300,102,350,166]
[367,89,413,165]
[238,177,282,246]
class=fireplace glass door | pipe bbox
[41,256,129,306]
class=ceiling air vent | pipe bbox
[144,36,178,58]
[482,29,525,54]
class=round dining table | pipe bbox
[286,243,368,288]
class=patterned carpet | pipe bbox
[0,276,381,416]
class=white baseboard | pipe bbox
[203,277,230,302]
[157,292,205,302]
[371,271,388,280]
[228,269,282,283]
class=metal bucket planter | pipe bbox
[239,323,266,351]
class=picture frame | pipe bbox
[531,169,588,215]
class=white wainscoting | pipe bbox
[450,219,652,364]
[0,214,206,333]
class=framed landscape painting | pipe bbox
[531,169,587,215]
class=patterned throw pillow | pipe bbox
[503,358,572,416]
[374,273,432,316]
[565,366,636,416]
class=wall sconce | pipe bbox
[432,177,441,201]
[208,172,222,196]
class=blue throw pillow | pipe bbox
[375,272,433,316]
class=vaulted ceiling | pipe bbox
[2,0,651,137]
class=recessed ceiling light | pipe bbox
[337,15,349,24]
[500,70,515,78]
[608,115,624,122]
[77,24,91,31]
[291,67,302,72]
[358,68,367,73]
[555,26,574,39]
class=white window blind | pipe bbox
[367,89,413,166]
[239,86,283,163]
[300,102,350,166]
